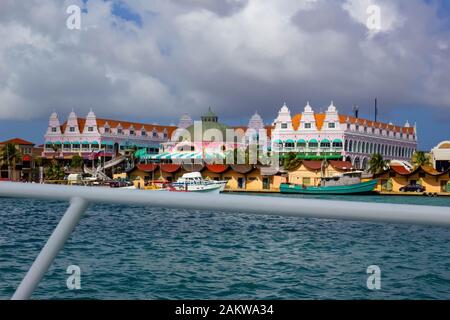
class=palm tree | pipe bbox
[368,153,390,175]
[411,151,431,168]
[70,154,84,171]
[0,143,22,180]
[283,152,301,171]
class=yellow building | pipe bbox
[125,162,284,191]
[376,165,450,193]
[287,160,354,186]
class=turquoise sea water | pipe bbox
[0,194,450,300]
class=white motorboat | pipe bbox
[170,172,227,194]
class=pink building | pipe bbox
[271,102,417,169]
[43,109,176,161]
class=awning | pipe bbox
[320,139,330,144]
[332,139,343,143]
[160,164,181,173]
[148,152,225,160]
[297,139,306,144]
[308,139,318,143]
[82,141,89,145]
[101,141,114,145]
[91,141,99,145]
[205,164,229,173]
[285,139,295,144]
[136,164,158,172]
[71,141,80,144]
[274,139,283,144]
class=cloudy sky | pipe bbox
[0,0,449,149]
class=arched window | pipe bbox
[349,140,353,152]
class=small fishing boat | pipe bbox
[280,171,378,195]
[170,172,227,194]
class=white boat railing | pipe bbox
[0,181,449,300]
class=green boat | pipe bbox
[280,171,378,195]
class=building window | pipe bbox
[333,141,343,149]
[364,127,367,133]
[328,123,335,129]
[355,125,359,131]
[320,141,331,148]
[281,123,288,129]
[69,126,75,132]
[153,132,158,137]
[284,142,295,148]
[303,177,311,186]
[51,127,57,132]
[305,123,312,129]
[88,127,94,132]
[104,127,110,133]
[130,130,135,135]
[309,141,318,148]
[117,128,123,134]
[141,131,146,136]
[347,123,350,130]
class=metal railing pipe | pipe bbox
[1,182,450,227]
[11,196,88,300]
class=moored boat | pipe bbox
[170,172,227,194]
[280,171,378,195]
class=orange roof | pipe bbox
[314,114,326,130]
[292,114,302,130]
[338,115,414,134]
[60,118,177,135]
[0,138,35,146]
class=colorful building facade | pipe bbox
[0,138,42,181]
[431,141,450,172]
[43,109,176,161]
[271,102,418,169]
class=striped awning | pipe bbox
[146,152,226,160]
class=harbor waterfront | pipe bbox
[0,194,449,300]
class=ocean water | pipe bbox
[0,194,450,300]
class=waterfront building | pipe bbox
[122,163,285,191]
[141,109,272,163]
[431,141,450,172]
[271,102,417,170]
[0,138,42,181]
[43,109,176,161]
[376,165,450,193]
[286,160,355,187]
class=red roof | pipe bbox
[160,164,181,173]
[302,161,322,170]
[205,164,229,173]
[0,138,35,146]
[136,164,158,172]
[329,160,353,170]
[390,165,411,175]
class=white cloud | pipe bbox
[0,0,449,124]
